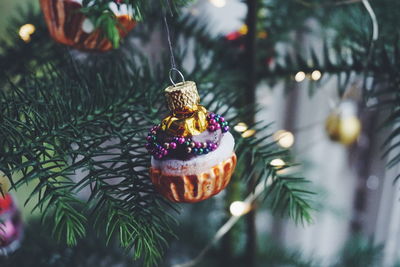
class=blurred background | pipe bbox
[1,0,399,266]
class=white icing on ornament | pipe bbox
[82,18,95,33]
[151,132,235,176]
[109,2,133,16]
[69,0,133,16]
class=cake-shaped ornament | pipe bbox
[40,0,136,51]
[146,81,237,203]
[0,194,23,256]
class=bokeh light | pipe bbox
[19,24,35,42]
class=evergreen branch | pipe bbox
[233,122,316,225]
[49,194,87,246]
[0,5,317,264]
[0,54,175,265]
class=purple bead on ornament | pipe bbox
[178,137,185,144]
[208,125,216,132]
[170,142,177,149]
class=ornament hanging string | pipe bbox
[361,0,378,100]
[163,0,185,86]
[362,0,378,42]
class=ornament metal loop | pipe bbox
[169,68,185,86]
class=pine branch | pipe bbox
[0,5,317,264]
[0,54,176,265]
[232,121,316,224]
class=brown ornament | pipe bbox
[40,0,136,51]
[150,153,237,203]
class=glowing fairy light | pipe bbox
[257,31,268,39]
[270,158,285,168]
[209,0,226,8]
[238,24,248,35]
[294,71,306,82]
[229,201,251,217]
[311,70,322,81]
[273,130,295,148]
[19,24,36,42]
[241,129,256,138]
[234,122,248,133]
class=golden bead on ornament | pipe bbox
[325,101,361,145]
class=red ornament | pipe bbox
[0,194,23,256]
[0,194,13,214]
[40,0,136,51]
[225,31,242,41]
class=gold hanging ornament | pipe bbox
[325,100,361,145]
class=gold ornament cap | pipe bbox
[161,81,208,136]
[165,81,200,115]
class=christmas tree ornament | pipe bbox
[0,194,23,256]
[146,79,236,203]
[325,100,361,145]
[40,0,136,51]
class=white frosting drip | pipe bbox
[82,18,95,33]
[151,132,235,175]
[70,0,133,16]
